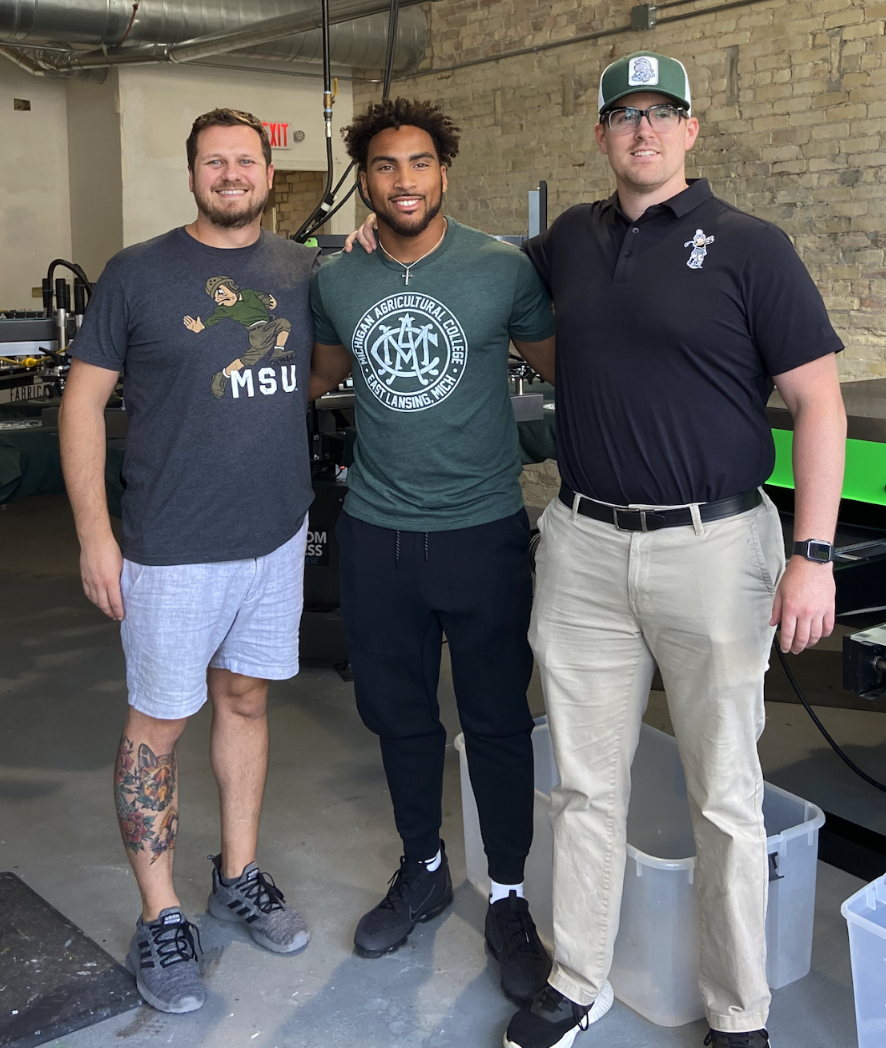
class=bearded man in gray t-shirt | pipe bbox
[59,108,318,1014]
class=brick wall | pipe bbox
[355,0,886,504]
[268,169,327,238]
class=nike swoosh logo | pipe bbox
[408,886,437,922]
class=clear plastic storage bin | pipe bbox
[842,873,886,1048]
[456,720,824,1027]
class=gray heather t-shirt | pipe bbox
[71,227,319,565]
[311,219,555,531]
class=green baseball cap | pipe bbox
[598,51,692,115]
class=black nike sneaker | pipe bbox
[485,891,552,1004]
[354,845,454,958]
[704,1030,770,1048]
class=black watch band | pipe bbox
[792,539,835,564]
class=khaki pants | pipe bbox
[530,492,785,1033]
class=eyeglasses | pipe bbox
[603,104,687,134]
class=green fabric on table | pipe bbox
[0,442,21,502]
[0,426,64,502]
[0,397,60,420]
[0,426,126,512]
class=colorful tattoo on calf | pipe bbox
[115,736,178,863]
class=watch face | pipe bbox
[808,541,831,562]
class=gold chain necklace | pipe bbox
[378,223,447,286]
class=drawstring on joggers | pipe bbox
[393,531,429,567]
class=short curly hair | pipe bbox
[343,98,460,170]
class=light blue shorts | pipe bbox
[120,521,308,720]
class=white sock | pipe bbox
[422,848,442,872]
[490,880,524,904]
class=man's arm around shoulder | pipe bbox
[770,352,846,654]
[512,337,555,385]
[309,342,352,401]
[59,358,125,620]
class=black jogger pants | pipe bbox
[336,508,535,884]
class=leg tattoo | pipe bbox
[115,736,179,864]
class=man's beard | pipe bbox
[195,184,268,230]
[376,195,443,238]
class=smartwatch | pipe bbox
[792,539,835,564]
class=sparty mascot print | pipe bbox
[184,276,293,398]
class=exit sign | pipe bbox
[263,121,292,149]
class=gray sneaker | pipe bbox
[207,854,309,954]
[126,907,205,1014]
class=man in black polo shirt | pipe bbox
[504,52,846,1048]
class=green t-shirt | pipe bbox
[311,218,555,531]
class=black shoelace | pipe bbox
[500,905,543,955]
[239,870,286,914]
[534,985,591,1031]
[379,859,415,911]
[150,918,202,968]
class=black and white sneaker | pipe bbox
[125,907,205,1014]
[704,1031,770,1048]
[504,983,614,1048]
[486,892,552,1004]
[354,845,453,958]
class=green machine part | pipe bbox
[769,428,886,507]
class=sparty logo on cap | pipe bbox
[598,51,692,114]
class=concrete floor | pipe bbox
[1,494,881,1048]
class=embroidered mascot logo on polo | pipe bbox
[352,293,468,413]
[684,230,715,270]
[183,276,296,399]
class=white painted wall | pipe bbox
[0,61,72,310]
[0,57,356,309]
[117,62,355,246]
[67,70,123,284]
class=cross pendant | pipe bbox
[402,269,411,285]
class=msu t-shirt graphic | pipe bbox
[311,219,554,532]
[69,227,320,566]
[184,276,297,400]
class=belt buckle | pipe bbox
[613,507,643,531]
[613,507,668,531]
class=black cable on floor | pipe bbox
[773,641,886,794]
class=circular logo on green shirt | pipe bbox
[352,292,468,412]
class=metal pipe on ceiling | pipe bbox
[232,7,424,70]
[0,0,431,75]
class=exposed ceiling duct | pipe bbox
[0,0,431,79]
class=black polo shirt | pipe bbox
[523,179,843,506]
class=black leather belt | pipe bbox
[558,485,762,532]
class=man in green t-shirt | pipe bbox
[310,98,555,1007]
